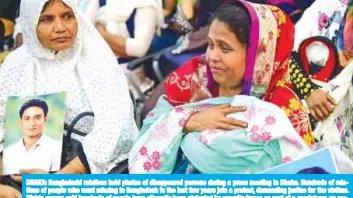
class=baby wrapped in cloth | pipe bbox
[128,95,311,174]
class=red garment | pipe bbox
[164,2,314,145]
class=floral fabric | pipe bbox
[129,1,313,174]
[294,0,349,51]
[164,2,314,144]
[129,96,310,174]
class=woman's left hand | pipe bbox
[306,89,336,121]
[11,169,48,184]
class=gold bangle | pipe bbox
[68,161,86,174]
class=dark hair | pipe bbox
[297,167,330,174]
[19,99,49,118]
[208,3,251,46]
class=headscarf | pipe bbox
[0,0,139,173]
[164,1,313,144]
[165,0,294,105]
[96,0,164,38]
[128,2,311,174]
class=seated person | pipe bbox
[95,0,164,94]
[290,1,353,123]
[164,0,225,68]
[95,0,163,60]
[0,0,138,178]
[150,0,197,52]
[128,2,314,174]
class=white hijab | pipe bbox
[0,0,139,173]
[96,0,164,37]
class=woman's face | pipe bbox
[36,0,78,51]
[206,19,247,89]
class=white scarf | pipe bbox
[0,0,139,173]
[96,0,164,38]
[313,60,353,158]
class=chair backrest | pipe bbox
[140,80,165,124]
[61,90,137,168]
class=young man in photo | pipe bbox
[2,99,62,175]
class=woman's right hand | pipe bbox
[184,104,248,133]
[0,185,21,198]
[306,89,336,121]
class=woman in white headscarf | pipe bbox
[0,0,139,176]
